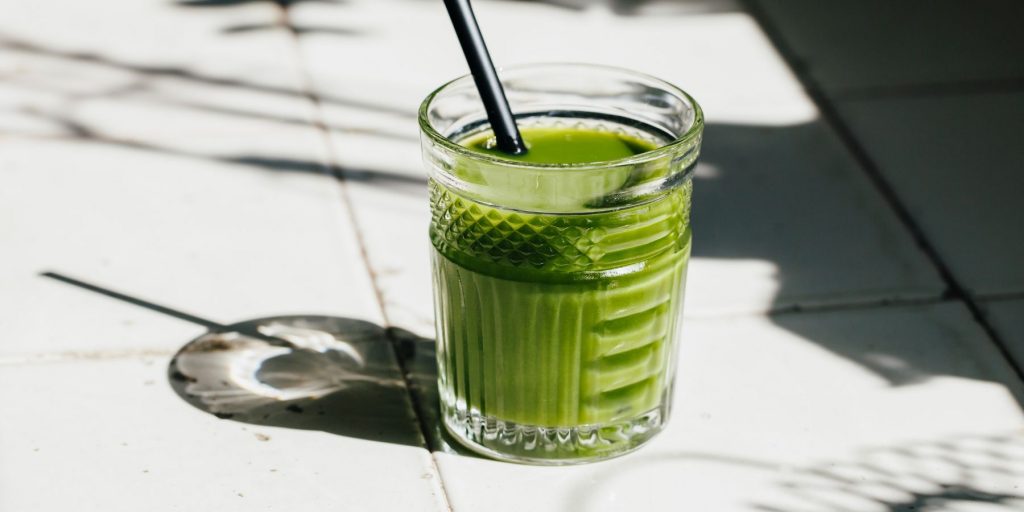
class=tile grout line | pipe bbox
[0,349,177,367]
[829,76,1024,102]
[742,0,1024,385]
[0,293,988,368]
[273,4,454,510]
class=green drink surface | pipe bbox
[432,124,691,450]
[461,126,657,164]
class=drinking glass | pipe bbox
[420,64,703,464]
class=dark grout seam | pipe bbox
[830,77,1024,102]
[273,4,454,510]
[767,295,954,318]
[742,0,1024,385]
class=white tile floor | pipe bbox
[0,358,446,512]
[2,0,1023,510]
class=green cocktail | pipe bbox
[421,64,703,464]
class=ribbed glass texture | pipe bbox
[420,64,703,464]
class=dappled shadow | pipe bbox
[756,433,1024,511]
[568,433,1024,511]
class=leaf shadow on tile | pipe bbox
[175,0,342,8]
[220,23,365,36]
[0,33,414,119]
[567,432,1024,511]
[488,0,741,16]
[746,0,1024,96]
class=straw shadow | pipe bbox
[39,272,456,452]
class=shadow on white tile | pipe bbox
[835,93,1024,297]
[690,120,943,314]
[983,298,1024,372]
[749,0,1024,94]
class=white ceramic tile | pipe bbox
[342,180,435,338]
[433,302,1024,511]
[0,0,316,150]
[983,298,1024,370]
[750,0,1024,94]
[0,0,293,77]
[0,137,381,359]
[835,92,1024,297]
[0,357,446,512]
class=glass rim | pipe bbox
[418,62,704,171]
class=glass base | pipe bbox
[442,403,666,465]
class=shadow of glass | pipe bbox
[167,315,482,457]
[168,315,425,447]
[386,327,482,457]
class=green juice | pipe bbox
[430,125,691,460]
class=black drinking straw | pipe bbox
[442,0,527,155]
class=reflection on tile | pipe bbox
[983,298,1024,371]
[835,92,1024,296]
[750,0,1024,93]
[434,303,1024,511]
[0,357,446,512]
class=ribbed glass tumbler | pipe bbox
[420,64,703,464]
